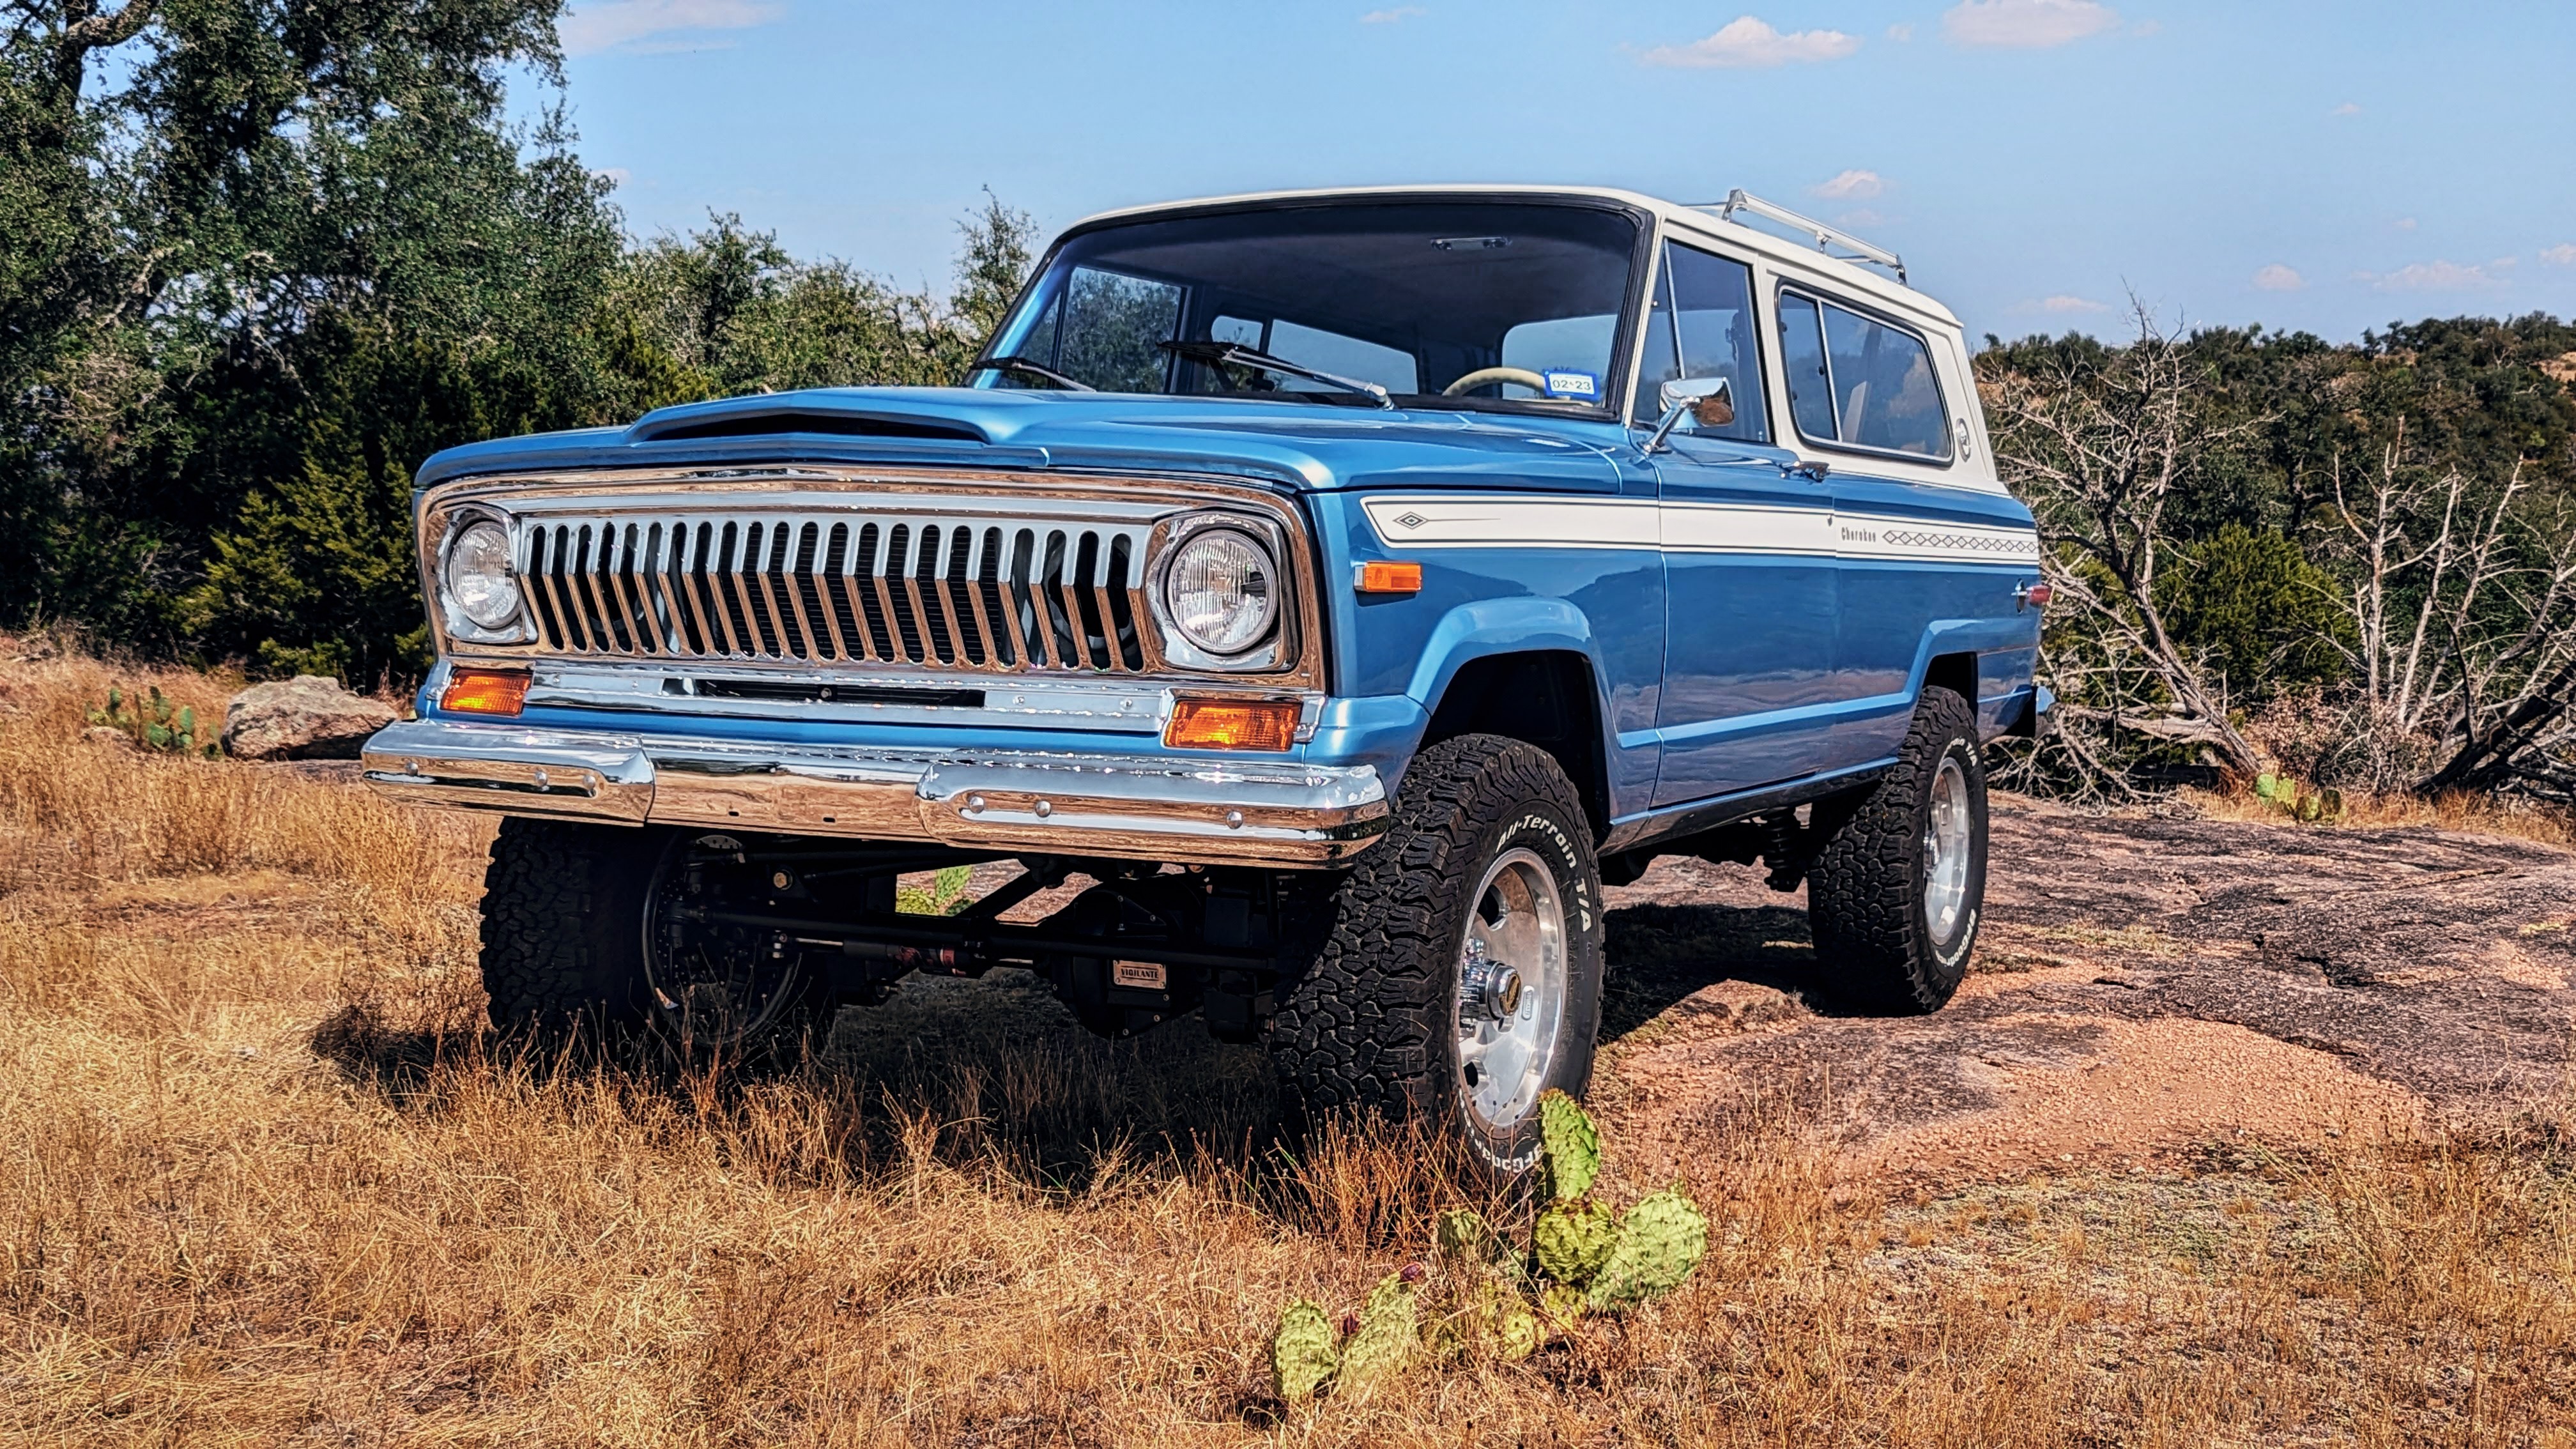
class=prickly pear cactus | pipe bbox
[1538,1089,1600,1202]
[1436,1208,1496,1263]
[1532,1197,1617,1285]
[90,684,220,758]
[1270,1300,1340,1404]
[1537,1280,1588,1326]
[1585,1190,1710,1313]
[1487,1287,1544,1360]
[1334,1271,1418,1390]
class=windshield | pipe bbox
[977,201,1644,413]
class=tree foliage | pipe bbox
[0,2,1032,679]
[1982,309,2576,800]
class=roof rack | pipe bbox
[1696,188,1907,286]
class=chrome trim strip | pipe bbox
[360,719,1385,868]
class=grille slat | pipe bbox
[509,509,1153,675]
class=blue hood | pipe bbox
[415,387,1629,497]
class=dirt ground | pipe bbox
[1592,794,2576,1189]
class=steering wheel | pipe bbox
[1442,366,1550,397]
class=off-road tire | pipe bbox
[479,820,834,1064]
[1269,733,1607,1176]
[479,818,663,1045]
[1805,685,1988,1013]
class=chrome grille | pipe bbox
[516,513,1153,673]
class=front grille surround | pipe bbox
[415,470,1319,687]
[517,512,1154,674]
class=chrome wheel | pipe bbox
[1922,755,1972,944]
[1455,847,1567,1133]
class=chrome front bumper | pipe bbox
[358,719,1390,867]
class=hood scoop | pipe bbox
[632,406,985,445]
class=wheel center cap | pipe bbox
[1485,967,1524,1020]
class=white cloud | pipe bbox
[2542,244,2576,266]
[2252,264,2304,292]
[1887,22,1915,40]
[1640,15,1862,68]
[2039,295,2111,314]
[560,0,781,57]
[1942,0,2120,49]
[1360,6,1425,22]
[2366,260,2504,293]
[1836,208,1887,229]
[1813,169,1885,201]
[2329,101,2363,117]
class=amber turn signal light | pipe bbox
[1165,696,1299,751]
[440,668,530,717]
[1355,560,1423,595]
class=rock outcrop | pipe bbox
[222,676,397,760]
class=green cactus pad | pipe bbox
[1495,1301,1544,1360]
[1584,1189,1710,1314]
[1270,1300,1340,1404]
[1436,1208,1491,1261]
[1533,1198,1617,1285]
[1537,1281,1588,1326]
[1538,1089,1600,1202]
[1335,1271,1418,1390]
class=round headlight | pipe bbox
[1163,527,1278,656]
[444,519,520,631]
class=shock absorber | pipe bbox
[1760,811,1807,893]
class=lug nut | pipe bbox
[771,870,793,891]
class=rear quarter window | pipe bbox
[1776,288,1952,463]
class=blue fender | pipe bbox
[1305,595,1642,813]
[1910,615,2044,742]
[1403,595,1602,707]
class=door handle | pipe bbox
[1780,459,1830,483]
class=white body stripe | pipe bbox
[1360,494,1657,550]
[1360,494,2037,565]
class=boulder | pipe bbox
[222,675,397,761]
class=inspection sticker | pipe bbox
[1542,370,1599,400]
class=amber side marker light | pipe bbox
[1356,560,1423,595]
[441,668,531,717]
[1165,696,1299,751]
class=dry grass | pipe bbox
[2181,777,2576,848]
[5,638,2575,1445]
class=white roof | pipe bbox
[1068,183,1960,332]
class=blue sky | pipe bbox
[546,0,2576,346]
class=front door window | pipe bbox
[1630,241,1770,443]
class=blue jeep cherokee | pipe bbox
[365,185,2047,1172]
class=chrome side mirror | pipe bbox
[1643,375,1733,453]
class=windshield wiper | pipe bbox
[1158,339,1393,409]
[970,356,1094,392]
